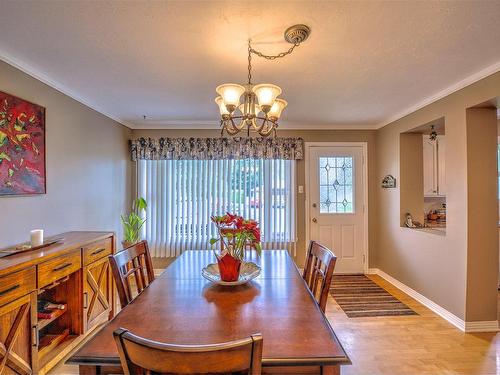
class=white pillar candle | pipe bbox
[30,229,44,247]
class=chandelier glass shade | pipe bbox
[215,25,310,137]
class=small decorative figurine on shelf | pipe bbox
[404,213,423,228]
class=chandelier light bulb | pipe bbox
[216,84,245,113]
[215,96,230,117]
[267,98,288,120]
[252,84,282,113]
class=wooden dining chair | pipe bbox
[113,328,263,375]
[302,241,337,313]
[108,240,155,309]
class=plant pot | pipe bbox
[217,253,242,282]
[121,240,135,249]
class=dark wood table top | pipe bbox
[68,250,350,367]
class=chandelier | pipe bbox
[215,25,310,137]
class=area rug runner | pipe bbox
[330,274,418,318]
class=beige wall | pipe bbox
[465,108,498,321]
[131,128,377,267]
[376,71,500,321]
[0,60,132,248]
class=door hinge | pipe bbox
[363,254,366,263]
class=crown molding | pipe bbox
[0,49,378,131]
[0,49,135,129]
[2,47,498,131]
[128,119,380,130]
[129,120,217,129]
[376,60,500,129]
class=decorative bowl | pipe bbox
[202,261,261,286]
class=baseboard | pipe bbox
[464,320,500,332]
[366,268,499,333]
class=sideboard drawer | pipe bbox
[83,238,112,265]
[0,266,36,307]
[38,250,81,287]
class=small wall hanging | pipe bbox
[381,175,396,188]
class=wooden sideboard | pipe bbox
[0,231,116,375]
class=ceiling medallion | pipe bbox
[215,24,311,137]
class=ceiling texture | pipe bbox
[0,1,499,130]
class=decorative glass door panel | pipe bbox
[319,156,354,214]
[309,146,365,273]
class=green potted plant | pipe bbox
[121,197,147,248]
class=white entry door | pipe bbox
[308,145,366,273]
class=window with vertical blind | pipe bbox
[137,159,296,257]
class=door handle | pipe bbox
[312,203,317,208]
[312,218,318,223]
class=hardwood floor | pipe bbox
[326,274,499,375]
[50,273,499,375]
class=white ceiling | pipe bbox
[0,1,499,130]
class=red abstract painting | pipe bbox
[0,91,46,195]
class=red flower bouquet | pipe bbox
[210,213,262,281]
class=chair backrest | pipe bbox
[108,240,155,309]
[113,328,263,375]
[302,241,337,313]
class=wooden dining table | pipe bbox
[68,250,350,374]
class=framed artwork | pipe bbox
[0,91,46,195]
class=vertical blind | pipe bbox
[137,159,296,257]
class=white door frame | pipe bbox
[304,142,369,273]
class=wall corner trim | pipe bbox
[375,60,500,129]
[0,51,134,129]
[366,268,499,333]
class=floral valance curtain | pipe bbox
[130,137,304,161]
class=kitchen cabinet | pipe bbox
[423,135,446,197]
